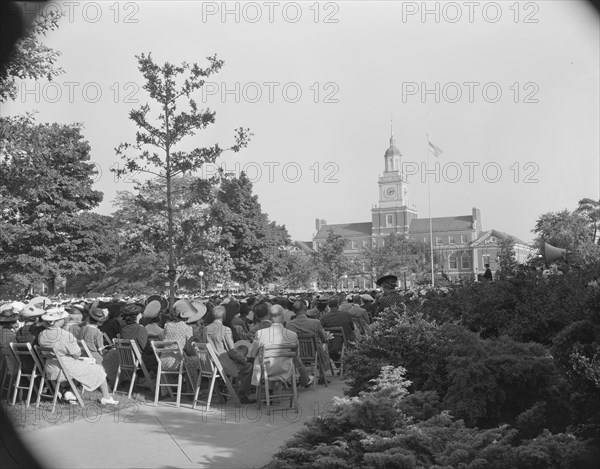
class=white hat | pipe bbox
[41,307,69,322]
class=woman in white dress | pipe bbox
[38,307,118,405]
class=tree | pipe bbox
[315,229,349,289]
[0,115,115,296]
[533,208,600,265]
[210,173,290,288]
[361,234,431,283]
[112,53,251,310]
[495,236,519,281]
[575,198,600,245]
[0,9,64,102]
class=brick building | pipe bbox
[311,132,532,288]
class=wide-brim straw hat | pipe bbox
[20,304,46,319]
[147,295,168,311]
[29,296,52,309]
[186,303,207,323]
[173,299,197,319]
[143,300,162,319]
[88,300,108,322]
[41,307,70,322]
[233,340,252,352]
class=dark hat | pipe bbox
[220,297,240,325]
[121,303,143,316]
[147,295,168,311]
[376,274,398,287]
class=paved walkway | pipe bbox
[17,379,344,469]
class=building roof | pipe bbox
[410,216,474,233]
[472,229,529,247]
[294,240,314,253]
[384,146,401,158]
[314,222,372,240]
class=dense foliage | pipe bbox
[0,115,117,296]
[269,258,600,468]
[269,367,599,469]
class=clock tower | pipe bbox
[371,129,418,237]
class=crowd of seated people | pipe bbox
[0,274,409,408]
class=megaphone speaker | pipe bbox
[544,243,568,266]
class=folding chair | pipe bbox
[191,342,240,411]
[0,351,15,399]
[34,346,85,413]
[103,332,113,346]
[324,327,347,379]
[77,340,94,361]
[255,343,299,416]
[298,334,328,389]
[8,342,45,407]
[151,341,195,407]
[112,339,154,398]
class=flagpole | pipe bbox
[427,133,435,287]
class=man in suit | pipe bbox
[205,306,255,404]
[249,305,314,388]
[320,297,355,362]
[287,300,330,384]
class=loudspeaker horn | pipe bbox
[544,243,569,266]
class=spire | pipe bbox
[390,115,395,147]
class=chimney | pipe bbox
[472,207,482,233]
[315,219,327,231]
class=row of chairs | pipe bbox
[1,327,348,414]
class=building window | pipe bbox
[435,236,443,245]
[386,214,393,227]
[362,239,368,248]
[351,240,358,249]
[461,234,467,243]
[461,252,470,269]
[449,253,457,270]
[449,236,456,244]
[482,254,490,266]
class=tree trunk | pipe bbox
[165,103,175,314]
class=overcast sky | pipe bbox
[4,1,599,243]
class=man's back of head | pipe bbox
[328,297,339,309]
[269,304,285,323]
[352,294,362,305]
[292,300,307,316]
[213,305,226,321]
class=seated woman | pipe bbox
[78,302,109,365]
[162,303,206,390]
[37,307,118,405]
[119,304,158,374]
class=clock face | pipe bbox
[384,186,396,199]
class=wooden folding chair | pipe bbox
[255,343,299,415]
[298,334,328,389]
[0,351,16,399]
[77,340,94,361]
[112,339,154,398]
[103,332,113,346]
[151,341,192,407]
[191,342,240,411]
[8,342,45,407]
[34,346,85,413]
[324,327,347,379]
